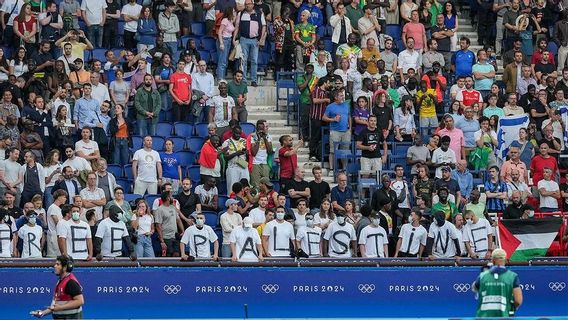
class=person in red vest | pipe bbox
[32,255,84,319]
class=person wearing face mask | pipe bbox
[0,208,17,258]
[56,204,72,255]
[180,212,219,261]
[322,211,357,258]
[426,211,461,260]
[394,210,427,258]
[58,205,93,261]
[452,214,467,257]
[463,210,494,259]
[262,206,296,257]
[358,212,389,258]
[230,216,264,262]
[17,211,43,258]
[295,213,322,258]
[94,205,136,260]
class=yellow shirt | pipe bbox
[416,88,437,118]
[60,42,87,61]
[361,48,381,75]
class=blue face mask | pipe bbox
[72,212,80,221]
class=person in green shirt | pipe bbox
[345,0,363,33]
[473,248,523,317]
[296,64,317,141]
[227,70,249,122]
[464,189,488,220]
[432,187,458,220]
[294,10,316,72]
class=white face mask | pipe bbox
[276,212,285,221]
[528,211,535,218]
[196,218,205,226]
[72,212,80,221]
[408,215,413,224]
[28,217,36,225]
[371,218,380,226]
[306,219,314,227]
[337,216,346,225]
[466,219,473,225]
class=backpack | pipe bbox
[212,11,224,37]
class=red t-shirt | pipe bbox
[530,155,558,185]
[278,147,297,179]
[14,16,36,37]
[170,71,192,102]
[461,90,481,107]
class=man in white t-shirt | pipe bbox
[323,212,357,258]
[80,172,106,221]
[538,167,561,212]
[81,0,107,47]
[463,210,493,259]
[180,212,219,260]
[230,217,263,262]
[358,212,389,258]
[431,135,457,179]
[17,211,43,258]
[62,147,93,177]
[262,206,295,257]
[132,136,163,195]
[295,213,322,257]
[59,205,93,260]
[426,211,462,259]
[248,195,268,227]
[46,189,68,258]
[94,205,136,259]
[209,81,237,138]
[0,148,22,206]
[220,198,242,257]
[75,128,100,162]
[55,204,72,255]
[121,0,142,49]
[394,210,427,257]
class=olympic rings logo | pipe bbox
[261,284,279,294]
[453,283,471,293]
[358,284,376,293]
[163,285,182,295]
[549,282,566,292]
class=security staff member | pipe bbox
[32,255,85,319]
[473,248,523,317]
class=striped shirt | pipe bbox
[484,180,508,212]
[310,86,328,120]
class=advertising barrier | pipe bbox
[0,266,566,319]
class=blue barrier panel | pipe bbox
[0,266,566,319]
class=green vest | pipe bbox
[476,269,517,318]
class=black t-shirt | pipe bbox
[65,278,82,297]
[431,25,451,52]
[535,62,555,76]
[105,0,120,24]
[372,106,392,132]
[530,100,548,128]
[288,179,309,208]
[539,137,562,154]
[433,178,460,197]
[502,204,523,220]
[176,192,201,218]
[7,207,23,219]
[308,180,330,209]
[357,127,383,159]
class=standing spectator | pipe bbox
[228,70,249,122]
[463,210,493,259]
[443,1,458,49]
[51,166,80,205]
[455,76,483,108]
[538,167,560,212]
[278,135,302,192]
[133,200,154,257]
[109,70,130,111]
[135,74,161,136]
[307,166,330,210]
[220,198,242,257]
[194,177,218,211]
[180,211,219,260]
[154,191,183,257]
[356,114,387,173]
[336,33,362,71]
[95,158,117,202]
[381,39,398,75]
[503,0,520,52]
[451,37,475,78]
[506,169,530,202]
[74,127,100,163]
[46,189,67,257]
[456,106,479,157]
[192,60,215,122]
[158,2,180,61]
[216,8,235,80]
[358,5,381,49]
[501,146,527,183]
[160,139,182,195]
[397,37,421,83]
[394,210,427,257]
[153,53,174,121]
[18,151,46,207]
[121,0,142,50]
[322,90,351,171]
[432,135,456,178]
[13,3,37,53]
[416,80,438,129]
[309,78,331,162]
[286,167,310,209]
[432,187,458,220]
[472,49,496,98]
[209,81,237,138]
[94,205,135,258]
[330,172,353,212]
[322,212,357,257]
[262,206,296,256]
[89,73,110,105]
[272,7,295,73]
[169,60,192,122]
[451,160,473,203]
[73,83,101,130]
[556,10,568,73]
[296,64,316,140]
[502,51,524,94]
[233,0,266,86]
[503,93,525,117]
[358,212,389,258]
[431,14,453,69]
[102,0,120,49]
[329,3,351,58]
[199,135,222,184]
[438,114,465,160]
[406,136,430,176]
[484,166,507,214]
[247,120,273,188]
[132,136,163,195]
[403,10,427,52]
[80,172,106,221]
[222,126,249,195]
[433,165,461,203]
[517,65,538,96]
[81,0,107,48]
[230,216,263,262]
[422,39,445,73]
[136,6,157,53]
[294,9,316,72]
[1,0,25,48]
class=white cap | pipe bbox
[243,217,253,228]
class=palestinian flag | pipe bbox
[498,218,563,261]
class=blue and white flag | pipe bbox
[559,106,568,148]
[496,114,530,160]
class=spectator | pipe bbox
[234,0,266,87]
[394,210,427,257]
[540,124,562,157]
[74,127,100,163]
[95,158,117,202]
[400,0,419,23]
[262,205,296,256]
[216,7,235,80]
[109,70,130,110]
[451,37,475,78]
[358,212,389,258]
[20,119,44,163]
[17,210,44,258]
[356,114,387,173]
[31,41,55,74]
[158,2,180,61]
[438,114,464,160]
[273,7,295,73]
[433,165,460,202]
[534,51,556,82]
[249,194,268,227]
[220,198,242,257]
[463,210,493,259]
[471,116,498,169]
[451,160,472,203]
[358,5,380,50]
[51,166,80,205]
[132,136,162,196]
[135,74,161,136]
[94,205,135,258]
[391,165,411,224]
[517,65,538,96]
[455,76,483,109]
[323,211,357,257]
[278,134,302,192]
[306,166,329,210]
[230,216,263,262]
[503,0,521,52]
[13,3,37,53]
[102,0,120,48]
[17,151,45,208]
[432,187,458,220]
[133,200,154,257]
[336,33,362,71]
[416,79,438,129]
[503,51,524,94]
[103,186,133,222]
[472,49,495,98]
[381,39,398,75]
[59,204,93,259]
[542,110,565,149]
[297,64,316,140]
[413,165,434,206]
[393,96,416,141]
[154,190,183,257]
[422,39,445,74]
[426,211,461,259]
[73,83,101,130]
[247,120,273,187]
[506,169,530,202]
[501,146,527,183]
[48,62,69,95]
[169,59,192,123]
[199,134,222,184]
[397,37,421,83]
[222,126,249,195]
[286,167,310,209]
[46,189,67,257]
[108,104,130,167]
[228,70,249,122]
[80,0,106,48]
[403,10,427,51]
[294,9,316,72]
[136,6,157,53]
[121,0,142,50]
[331,172,353,212]
[463,189,486,219]
[538,167,561,212]
[180,211,219,260]
[176,178,201,222]
[323,89,351,171]
[309,78,331,161]
[79,172,106,221]
[345,0,363,34]
[209,81,237,138]
[503,191,524,219]
[431,15,453,69]
[160,139,182,195]
[484,166,507,215]
[194,176,218,212]
[192,60,214,122]
[456,106,480,157]
[502,93,524,117]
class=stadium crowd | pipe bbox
[0,0,567,262]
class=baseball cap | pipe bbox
[243,217,253,228]
[225,198,240,207]
[259,177,273,187]
[441,166,451,172]
[492,248,507,260]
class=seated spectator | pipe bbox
[431,135,456,178]
[462,210,493,259]
[432,187,458,221]
[538,167,560,212]
[484,166,507,215]
[331,172,353,212]
[194,177,218,212]
[503,191,524,219]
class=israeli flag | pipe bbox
[559,106,568,148]
[496,114,530,160]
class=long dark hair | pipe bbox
[444,1,457,15]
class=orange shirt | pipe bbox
[116,122,128,138]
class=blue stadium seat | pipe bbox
[324,39,333,53]
[156,122,173,137]
[166,136,186,152]
[144,194,160,207]
[131,135,143,150]
[174,122,194,137]
[151,136,166,151]
[200,36,216,51]
[124,193,142,202]
[195,123,209,137]
[115,178,132,193]
[203,211,219,227]
[92,48,107,62]
[198,50,210,63]
[316,26,326,38]
[394,143,411,155]
[385,24,402,41]
[187,165,201,182]
[177,151,196,167]
[123,164,134,180]
[217,183,227,196]
[118,21,125,36]
[240,122,255,136]
[217,195,229,212]
[187,137,205,152]
[191,22,205,36]
[107,164,123,178]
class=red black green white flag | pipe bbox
[498,218,563,261]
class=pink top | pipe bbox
[438,128,465,160]
[402,22,426,49]
[221,18,235,38]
